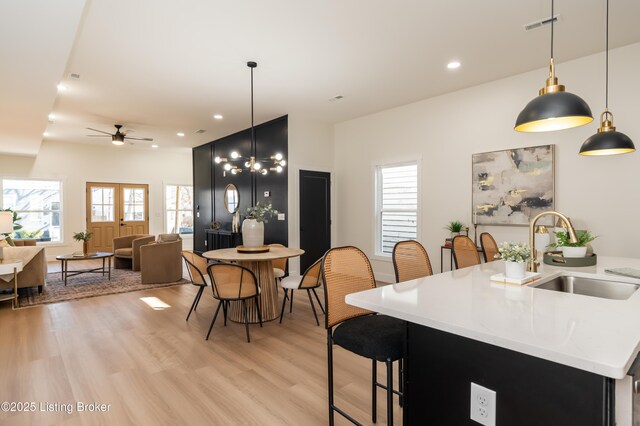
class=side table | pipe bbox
[0,259,23,309]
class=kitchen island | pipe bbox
[346,256,640,425]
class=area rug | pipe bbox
[14,268,189,308]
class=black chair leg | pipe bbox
[222,301,228,326]
[279,289,288,323]
[386,359,393,426]
[312,288,325,314]
[242,300,251,343]
[372,359,377,423]
[398,359,403,407]
[256,296,263,328]
[289,290,294,313]
[186,286,203,321]
[307,289,320,326]
[205,301,222,340]
[327,329,335,426]
[194,286,204,310]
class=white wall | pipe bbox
[287,113,335,273]
[335,42,640,282]
[0,140,192,259]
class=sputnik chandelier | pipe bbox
[215,61,287,176]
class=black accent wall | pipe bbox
[192,115,288,253]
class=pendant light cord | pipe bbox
[550,0,554,60]
[251,65,255,148]
[605,0,609,110]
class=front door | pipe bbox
[86,182,149,253]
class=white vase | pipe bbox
[242,218,264,248]
[562,246,587,258]
[505,261,526,279]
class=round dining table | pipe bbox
[202,246,304,323]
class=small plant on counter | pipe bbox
[245,202,279,223]
[548,230,597,248]
[495,242,531,263]
[444,220,465,233]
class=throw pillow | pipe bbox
[157,233,181,243]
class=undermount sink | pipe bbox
[532,275,640,300]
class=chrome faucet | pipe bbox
[529,211,578,272]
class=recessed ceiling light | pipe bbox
[151,144,159,148]
[213,114,223,120]
[57,84,67,92]
[48,113,55,120]
[177,132,185,137]
[447,61,461,70]
[43,132,49,137]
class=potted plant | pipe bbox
[73,230,93,255]
[495,242,531,279]
[444,220,465,239]
[242,202,279,248]
[548,230,597,258]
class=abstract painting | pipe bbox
[472,145,554,226]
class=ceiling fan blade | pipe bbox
[86,134,110,137]
[124,136,154,141]
[86,127,113,135]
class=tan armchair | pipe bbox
[140,234,183,284]
[113,234,154,271]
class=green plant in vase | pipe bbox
[548,230,597,258]
[444,220,465,238]
[243,202,279,248]
[73,230,93,255]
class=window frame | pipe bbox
[1,177,64,244]
[373,159,421,259]
[164,183,194,236]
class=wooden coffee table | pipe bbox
[55,252,114,286]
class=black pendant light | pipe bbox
[579,0,635,156]
[515,0,593,132]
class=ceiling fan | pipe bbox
[86,124,153,145]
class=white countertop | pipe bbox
[345,256,640,379]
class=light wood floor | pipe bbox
[0,262,402,425]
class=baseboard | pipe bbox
[374,272,395,285]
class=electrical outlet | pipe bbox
[277,213,285,221]
[470,383,496,426]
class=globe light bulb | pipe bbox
[214,156,222,164]
[245,161,251,168]
[231,151,239,159]
[231,168,237,175]
[224,163,232,171]
[276,165,283,173]
[280,160,286,166]
[274,153,283,161]
[253,162,261,170]
[261,169,268,175]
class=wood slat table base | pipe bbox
[228,260,277,324]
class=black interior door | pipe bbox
[299,170,331,271]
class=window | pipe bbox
[375,163,418,255]
[166,184,193,234]
[2,179,63,242]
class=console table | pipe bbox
[204,229,242,251]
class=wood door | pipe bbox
[299,170,331,271]
[119,184,149,236]
[86,182,149,253]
